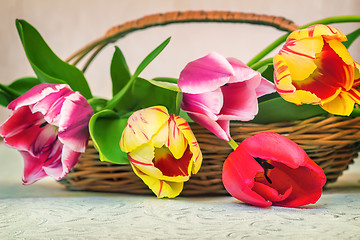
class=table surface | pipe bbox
[1,143,360,240]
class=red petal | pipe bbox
[222,145,271,207]
[153,146,192,177]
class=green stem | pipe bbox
[228,138,239,151]
[250,58,273,70]
[247,15,360,66]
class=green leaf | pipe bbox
[89,109,129,164]
[132,37,171,79]
[252,97,328,124]
[152,77,178,84]
[0,90,12,107]
[131,77,178,114]
[146,78,180,92]
[258,63,274,83]
[343,28,360,49]
[88,97,109,113]
[8,77,41,95]
[105,37,171,110]
[110,46,131,96]
[16,19,93,99]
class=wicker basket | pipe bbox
[59,11,360,195]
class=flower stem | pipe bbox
[228,138,239,150]
[247,15,360,66]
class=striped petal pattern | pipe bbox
[274,24,360,116]
[120,106,203,198]
[0,83,93,184]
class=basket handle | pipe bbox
[67,10,299,71]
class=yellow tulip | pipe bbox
[120,106,202,198]
[274,24,360,116]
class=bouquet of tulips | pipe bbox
[1,14,360,208]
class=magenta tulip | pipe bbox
[0,83,93,184]
[178,52,275,141]
[222,132,326,207]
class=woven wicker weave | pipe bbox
[59,11,360,196]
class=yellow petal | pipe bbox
[150,122,169,148]
[131,164,183,198]
[320,91,355,116]
[274,54,320,105]
[173,115,203,174]
[280,37,323,80]
[128,143,154,165]
[288,25,347,42]
[167,116,187,159]
[120,106,169,153]
[328,39,354,66]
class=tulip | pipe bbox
[120,106,202,198]
[0,83,93,184]
[222,132,326,207]
[178,52,275,141]
[274,24,360,116]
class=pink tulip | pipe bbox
[0,83,93,184]
[178,52,275,141]
[222,132,326,207]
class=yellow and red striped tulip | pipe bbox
[274,24,360,116]
[120,106,202,198]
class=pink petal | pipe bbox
[219,82,258,121]
[21,151,48,185]
[227,58,260,84]
[8,84,70,111]
[58,92,93,153]
[178,52,235,94]
[0,107,45,154]
[187,111,230,141]
[32,88,73,125]
[181,89,223,120]
[256,77,276,97]
[43,145,80,180]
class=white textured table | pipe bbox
[1,143,360,240]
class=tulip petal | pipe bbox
[288,25,347,42]
[186,111,230,141]
[280,38,322,80]
[253,182,292,203]
[178,52,235,94]
[222,146,271,207]
[227,58,259,84]
[167,116,187,159]
[173,115,203,174]
[21,151,48,185]
[58,92,93,153]
[131,164,184,198]
[219,82,258,121]
[8,84,70,112]
[270,161,326,207]
[0,107,50,155]
[121,106,169,153]
[256,77,276,98]
[241,132,309,168]
[181,90,223,120]
[320,91,355,116]
[43,144,81,180]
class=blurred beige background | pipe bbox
[0,0,360,182]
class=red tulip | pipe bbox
[222,132,326,207]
